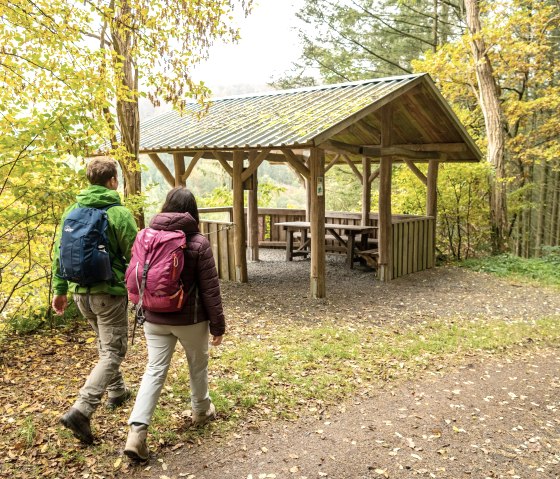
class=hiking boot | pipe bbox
[192,403,216,427]
[60,408,94,445]
[107,389,131,410]
[124,424,149,462]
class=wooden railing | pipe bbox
[199,207,434,280]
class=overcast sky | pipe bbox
[192,0,306,95]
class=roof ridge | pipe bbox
[203,73,426,102]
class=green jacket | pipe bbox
[52,185,138,296]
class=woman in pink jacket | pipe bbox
[124,187,225,461]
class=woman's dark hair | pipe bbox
[161,187,199,223]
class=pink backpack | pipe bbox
[125,228,187,312]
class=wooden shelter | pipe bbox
[139,73,482,298]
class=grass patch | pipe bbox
[206,317,560,423]
[461,252,560,287]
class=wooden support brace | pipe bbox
[341,154,363,184]
[325,154,340,173]
[281,148,310,179]
[241,149,271,182]
[403,159,427,186]
[213,151,233,177]
[369,167,380,184]
[181,151,204,182]
[148,153,175,187]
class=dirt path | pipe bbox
[135,348,559,479]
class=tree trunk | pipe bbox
[111,1,144,228]
[535,163,549,256]
[464,0,508,254]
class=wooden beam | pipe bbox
[325,154,340,173]
[148,153,175,187]
[173,153,186,187]
[281,148,310,179]
[369,167,380,184]
[241,148,270,182]
[319,140,443,160]
[318,140,361,156]
[426,160,439,271]
[378,104,393,282]
[286,163,305,185]
[247,151,259,262]
[213,151,233,177]
[364,143,468,153]
[309,148,326,298]
[403,159,427,186]
[341,154,363,184]
[362,156,371,225]
[181,151,204,182]
[232,150,248,282]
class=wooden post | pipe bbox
[361,156,371,225]
[247,151,259,261]
[378,105,393,282]
[309,148,326,298]
[232,150,248,282]
[305,156,311,222]
[172,153,186,187]
[426,159,439,268]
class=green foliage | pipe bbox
[461,251,560,287]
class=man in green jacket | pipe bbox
[52,158,138,445]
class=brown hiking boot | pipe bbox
[192,403,216,427]
[60,408,94,445]
[107,389,131,410]
[124,424,149,461]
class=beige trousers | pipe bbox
[128,320,210,426]
[73,294,128,418]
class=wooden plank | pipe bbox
[402,222,409,276]
[148,153,175,187]
[227,226,236,280]
[209,222,219,269]
[218,225,230,280]
[181,151,204,182]
[408,221,415,274]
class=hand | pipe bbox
[210,335,223,346]
[52,295,68,316]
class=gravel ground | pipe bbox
[133,250,560,479]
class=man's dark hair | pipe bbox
[87,158,118,186]
[161,187,200,223]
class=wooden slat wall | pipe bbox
[199,220,236,281]
[391,217,434,279]
[200,208,435,281]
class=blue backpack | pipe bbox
[58,203,119,286]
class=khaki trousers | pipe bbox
[73,294,128,418]
[128,320,210,426]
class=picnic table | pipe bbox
[275,221,378,269]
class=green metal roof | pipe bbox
[139,74,424,152]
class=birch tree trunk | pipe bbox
[464,0,508,253]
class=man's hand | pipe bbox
[52,295,68,316]
[210,335,223,346]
